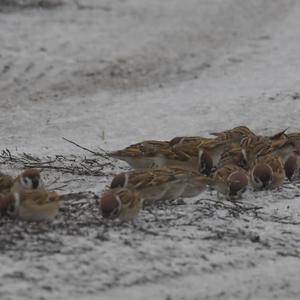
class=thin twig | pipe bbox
[62,137,110,159]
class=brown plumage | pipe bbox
[251,163,273,189]
[169,136,209,147]
[240,135,273,165]
[7,189,60,221]
[271,138,295,162]
[11,168,44,193]
[110,166,192,202]
[181,175,214,198]
[0,173,14,194]
[210,126,255,143]
[0,193,16,214]
[286,132,300,149]
[172,138,228,173]
[284,151,300,181]
[109,140,170,158]
[250,154,285,190]
[268,128,288,141]
[98,188,142,222]
[217,145,249,170]
[108,140,181,169]
[213,164,249,200]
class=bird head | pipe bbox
[251,163,273,189]
[19,169,43,189]
[99,191,121,219]
[227,171,248,199]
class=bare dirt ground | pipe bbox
[0,0,300,299]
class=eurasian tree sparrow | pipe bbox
[213,164,249,200]
[98,188,142,223]
[6,190,60,221]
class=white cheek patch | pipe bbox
[38,178,44,188]
[115,195,122,209]
[124,173,129,188]
[250,169,257,185]
[7,193,20,216]
[198,149,204,166]
[13,192,20,208]
[115,195,122,216]
[21,176,32,188]
[241,149,247,161]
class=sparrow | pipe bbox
[212,164,249,200]
[285,132,300,150]
[0,192,16,214]
[108,140,172,169]
[217,145,249,170]
[267,128,288,141]
[110,166,192,203]
[10,169,44,193]
[0,173,14,194]
[211,126,287,144]
[6,189,60,221]
[172,138,228,174]
[271,137,295,162]
[98,187,142,223]
[210,126,255,143]
[181,175,214,198]
[250,154,285,190]
[169,136,209,147]
[284,150,300,181]
[109,139,214,174]
[240,135,273,166]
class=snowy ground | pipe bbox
[0,0,300,299]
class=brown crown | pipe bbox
[228,171,248,195]
[99,191,119,218]
[110,173,126,188]
[22,169,41,178]
[252,163,273,186]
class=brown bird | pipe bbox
[5,189,60,221]
[0,173,14,194]
[172,138,227,175]
[213,164,249,200]
[286,132,300,149]
[210,126,255,143]
[108,140,178,169]
[267,128,289,141]
[169,136,209,147]
[0,168,43,194]
[217,145,249,170]
[109,139,214,175]
[240,135,273,166]
[110,166,197,202]
[98,188,142,223]
[284,150,300,181]
[271,137,295,162]
[180,175,214,198]
[250,154,285,190]
[11,169,44,193]
[0,193,16,214]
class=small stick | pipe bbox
[62,137,109,159]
